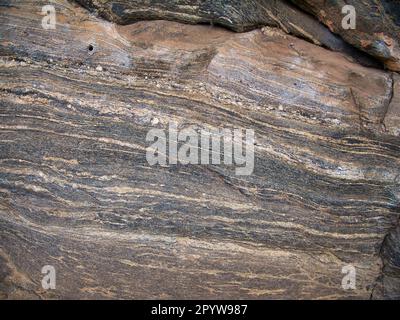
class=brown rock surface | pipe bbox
[0,0,399,299]
[74,0,382,68]
[291,0,400,71]
[384,74,400,136]
[74,0,400,71]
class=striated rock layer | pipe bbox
[291,0,400,71]
[74,0,400,71]
[0,0,399,299]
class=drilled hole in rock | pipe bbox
[88,44,94,52]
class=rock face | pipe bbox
[0,0,399,299]
[385,74,400,136]
[74,0,380,68]
[291,0,400,71]
[74,0,400,71]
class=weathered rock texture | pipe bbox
[74,0,400,71]
[0,0,399,299]
[292,0,400,71]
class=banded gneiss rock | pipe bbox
[74,0,400,71]
[0,0,399,299]
[291,0,400,71]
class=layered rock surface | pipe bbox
[0,0,399,299]
[75,0,400,71]
[292,0,400,71]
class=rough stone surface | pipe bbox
[74,0,382,68]
[384,74,400,136]
[0,0,399,299]
[74,0,400,71]
[291,0,400,71]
